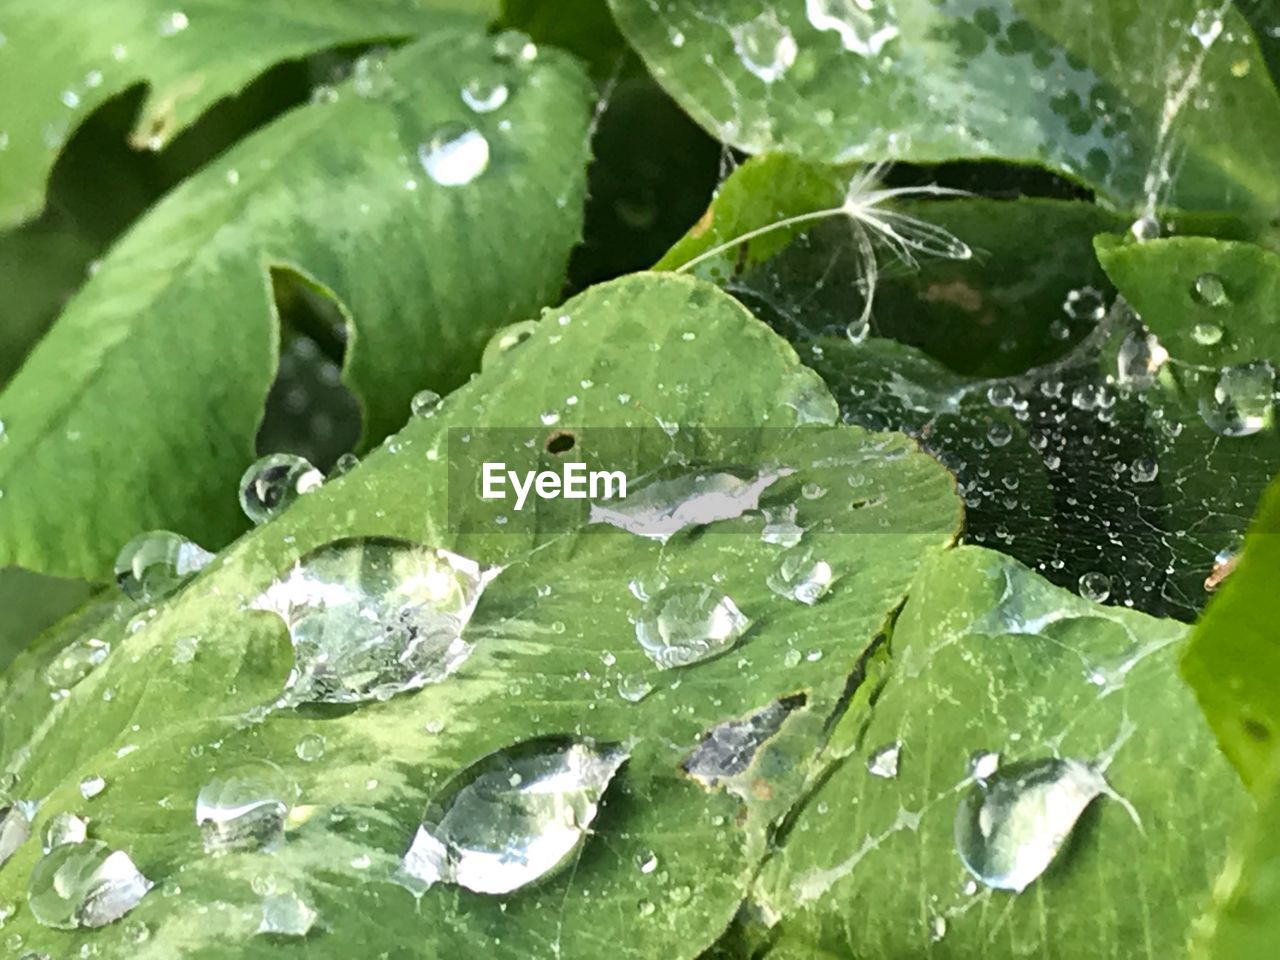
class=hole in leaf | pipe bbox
[545,430,576,455]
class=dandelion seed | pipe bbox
[673,161,971,327]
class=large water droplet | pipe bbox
[867,741,902,779]
[590,466,792,541]
[252,538,500,704]
[1199,362,1274,437]
[1192,272,1228,306]
[729,10,798,83]
[239,454,323,525]
[418,125,489,186]
[27,840,152,929]
[114,531,213,602]
[399,737,627,895]
[954,757,1107,892]
[42,813,88,852]
[805,0,899,57]
[196,762,295,854]
[633,585,750,669]
[766,544,834,605]
[0,800,33,869]
[682,697,801,788]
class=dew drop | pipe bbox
[493,29,538,63]
[1198,361,1275,437]
[636,850,658,874]
[114,531,213,602]
[42,813,87,853]
[78,776,105,800]
[766,544,834,605]
[0,801,33,870]
[729,10,798,83]
[197,762,295,854]
[398,737,627,895]
[44,638,110,691]
[461,78,509,113]
[1129,214,1161,242]
[410,389,442,418]
[251,538,500,705]
[867,741,901,779]
[1116,330,1168,386]
[27,840,152,929]
[1190,9,1223,48]
[481,320,539,370]
[239,454,322,525]
[418,124,489,187]
[1129,457,1158,483]
[158,11,189,36]
[1192,321,1224,345]
[294,734,326,763]
[968,750,1000,781]
[1062,287,1105,322]
[1192,272,1228,306]
[633,585,750,669]
[1077,571,1111,603]
[986,421,1013,447]
[954,757,1107,892]
[257,892,317,937]
[616,674,655,703]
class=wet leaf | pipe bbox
[608,0,1280,212]
[0,30,595,581]
[0,274,961,958]
[754,545,1242,957]
[0,0,494,227]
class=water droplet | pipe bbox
[197,762,295,854]
[1062,287,1105,322]
[493,30,538,63]
[761,505,804,546]
[1129,214,1160,242]
[987,383,1016,407]
[257,891,317,937]
[805,0,899,57]
[1130,457,1158,483]
[410,389,442,418]
[351,51,393,99]
[158,11,189,37]
[766,544,834,605]
[1190,9,1223,48]
[591,466,791,542]
[114,531,213,602]
[954,757,1107,892]
[616,674,655,703]
[987,421,1013,447]
[42,813,87,852]
[27,840,152,929]
[682,698,801,788]
[418,125,489,187]
[730,10,798,83]
[1077,571,1111,603]
[1199,361,1275,437]
[1116,331,1168,386]
[635,850,658,874]
[481,320,539,370]
[867,741,901,779]
[44,638,110,691]
[252,538,500,704]
[633,585,750,669]
[968,750,1000,781]
[239,454,323,525]
[329,452,360,478]
[0,802,32,869]
[1192,321,1224,345]
[78,776,105,800]
[1192,273,1228,306]
[294,734,326,763]
[399,737,627,895]
[929,914,948,942]
[461,78,509,113]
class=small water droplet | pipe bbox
[1116,330,1168,386]
[78,777,105,800]
[987,421,1013,447]
[1192,272,1228,306]
[27,840,152,929]
[44,638,110,691]
[1199,361,1275,437]
[398,737,627,895]
[257,891,317,937]
[114,531,212,602]
[196,761,295,855]
[1062,287,1105,322]
[0,801,33,869]
[968,750,1000,781]
[635,850,658,874]
[867,741,901,779]
[461,78,509,113]
[1190,9,1223,48]
[418,125,489,187]
[1077,571,1111,603]
[633,585,750,669]
[1130,214,1161,242]
[252,538,500,704]
[42,813,88,853]
[493,30,538,63]
[929,914,948,942]
[730,10,798,83]
[954,757,1107,892]
[481,320,539,370]
[294,734,326,763]
[1192,321,1224,345]
[1130,457,1158,483]
[239,454,322,525]
[410,389,442,418]
[766,544,834,605]
[616,674,655,703]
[158,11,189,37]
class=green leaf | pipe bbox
[754,545,1242,957]
[0,568,94,672]
[607,0,1280,212]
[0,30,595,581]
[0,0,495,227]
[0,273,962,958]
